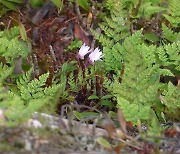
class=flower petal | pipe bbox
[88,47,103,63]
[78,43,91,59]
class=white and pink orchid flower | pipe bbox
[77,43,91,59]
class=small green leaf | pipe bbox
[73,111,82,120]
[7,0,23,3]
[144,33,160,42]
[51,0,62,9]
[19,23,27,41]
[96,137,112,150]
[101,94,113,100]
[29,0,44,8]
[73,111,99,120]
[69,0,89,11]
[159,69,174,77]
[65,39,82,52]
[109,111,118,118]
[1,1,17,10]
[78,0,89,11]
[88,95,99,100]
[99,100,115,109]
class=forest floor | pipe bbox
[0,0,180,153]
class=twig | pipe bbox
[134,0,143,16]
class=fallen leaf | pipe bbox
[113,144,124,154]
[117,108,127,134]
[101,117,116,138]
[74,24,89,45]
[96,137,112,151]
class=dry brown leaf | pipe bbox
[74,24,90,45]
[101,118,116,138]
[117,108,127,134]
[116,129,126,140]
[113,143,124,154]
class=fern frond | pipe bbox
[17,68,33,88]
[162,23,180,42]
[78,69,83,85]
[117,97,150,122]
[92,30,114,48]
[0,84,9,108]
[147,111,162,142]
[17,71,48,101]
[162,82,180,120]
[138,2,165,19]
[16,69,60,102]
[0,38,29,59]
[92,0,131,73]
[163,0,180,27]
[0,26,20,39]
[68,72,79,93]
[0,63,14,83]
[167,0,180,17]
[44,84,61,96]
[112,32,163,124]
[123,30,143,51]
[3,94,50,126]
[0,26,29,64]
[156,41,180,72]
[0,38,29,62]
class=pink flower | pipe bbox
[88,47,103,64]
[77,43,91,59]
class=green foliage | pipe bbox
[156,41,180,72]
[97,137,112,151]
[93,0,180,124]
[115,34,177,123]
[163,0,180,27]
[93,1,130,73]
[0,87,51,126]
[77,0,89,11]
[144,33,160,42]
[0,26,20,39]
[137,2,165,19]
[0,0,179,130]
[74,111,100,120]
[0,67,60,126]
[51,0,62,9]
[0,63,14,83]
[29,0,45,8]
[67,64,98,94]
[16,68,60,103]
[146,111,163,142]
[69,0,89,11]
[162,23,180,42]
[65,39,82,52]
[0,26,30,63]
[0,38,29,62]
[68,72,79,93]
[114,31,163,124]
[97,11,177,123]
[162,82,180,120]
[0,5,8,17]
[0,0,23,11]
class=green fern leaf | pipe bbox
[163,0,180,27]
[162,82,180,119]
[0,63,14,83]
[157,41,180,72]
[162,23,180,42]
